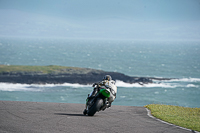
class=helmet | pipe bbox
[103,75,112,81]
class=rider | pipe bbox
[88,75,117,107]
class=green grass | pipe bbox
[145,104,200,132]
[0,65,82,74]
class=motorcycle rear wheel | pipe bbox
[87,98,103,116]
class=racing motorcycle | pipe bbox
[83,86,111,116]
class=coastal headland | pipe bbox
[0,65,171,84]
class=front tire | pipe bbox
[87,98,103,116]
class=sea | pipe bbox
[0,37,200,108]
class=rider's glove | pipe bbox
[92,83,97,87]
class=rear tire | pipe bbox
[83,109,87,115]
[87,98,103,116]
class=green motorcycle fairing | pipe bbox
[99,89,110,98]
[86,88,110,104]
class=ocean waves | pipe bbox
[169,78,200,82]
[116,79,199,88]
[0,78,199,92]
[0,78,200,107]
[0,83,92,92]
[115,80,176,88]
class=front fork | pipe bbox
[85,95,95,109]
[85,88,98,109]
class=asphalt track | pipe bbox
[0,101,197,133]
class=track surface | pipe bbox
[0,101,195,133]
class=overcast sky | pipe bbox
[0,0,200,40]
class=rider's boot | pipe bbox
[102,100,110,111]
[102,103,108,111]
[107,102,112,108]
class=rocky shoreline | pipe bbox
[0,68,171,84]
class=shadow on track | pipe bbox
[54,113,85,116]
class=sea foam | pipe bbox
[115,80,176,88]
[0,82,91,92]
[0,77,199,92]
[166,78,200,82]
[0,83,40,92]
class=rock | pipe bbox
[0,65,173,84]
[0,69,172,84]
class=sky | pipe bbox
[0,0,200,41]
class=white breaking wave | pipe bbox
[115,80,177,88]
[115,79,199,88]
[0,82,91,92]
[0,83,40,92]
[31,83,91,88]
[186,84,199,88]
[0,77,199,91]
[115,80,142,87]
[164,78,200,82]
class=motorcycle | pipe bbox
[83,86,111,116]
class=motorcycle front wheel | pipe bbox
[87,98,103,116]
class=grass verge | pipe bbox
[0,65,80,74]
[145,104,200,132]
